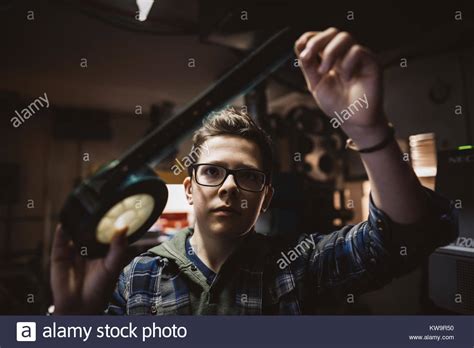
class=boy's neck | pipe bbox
[189,225,248,273]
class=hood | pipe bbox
[147,226,273,281]
[148,227,211,288]
[148,227,193,263]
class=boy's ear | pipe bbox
[261,185,274,213]
[183,176,193,205]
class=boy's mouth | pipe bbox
[211,206,241,216]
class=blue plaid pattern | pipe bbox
[106,188,458,315]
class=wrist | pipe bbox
[342,120,392,149]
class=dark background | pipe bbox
[0,0,473,314]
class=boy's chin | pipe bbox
[208,222,249,238]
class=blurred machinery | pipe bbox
[257,105,353,236]
[428,147,474,314]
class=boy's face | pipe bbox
[183,135,273,239]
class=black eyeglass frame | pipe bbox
[189,163,269,192]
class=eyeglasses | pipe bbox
[191,163,267,192]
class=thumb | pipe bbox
[103,227,129,276]
[299,53,323,93]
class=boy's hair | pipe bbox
[187,107,273,183]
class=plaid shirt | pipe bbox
[106,188,458,315]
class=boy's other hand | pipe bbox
[50,224,129,314]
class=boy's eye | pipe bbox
[203,166,220,176]
[241,171,257,180]
[239,170,263,183]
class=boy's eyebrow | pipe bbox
[206,160,261,171]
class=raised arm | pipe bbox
[288,29,458,306]
[295,27,427,224]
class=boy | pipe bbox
[50,28,458,315]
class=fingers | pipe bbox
[296,28,379,90]
[103,227,129,276]
[299,27,339,61]
[318,32,355,75]
[340,44,378,80]
[294,31,318,56]
[51,224,74,262]
[50,224,76,303]
[52,224,68,249]
[296,28,340,89]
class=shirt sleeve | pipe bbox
[104,265,130,315]
[304,186,459,298]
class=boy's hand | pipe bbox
[295,27,387,136]
[50,224,129,314]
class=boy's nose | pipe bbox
[218,173,239,194]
